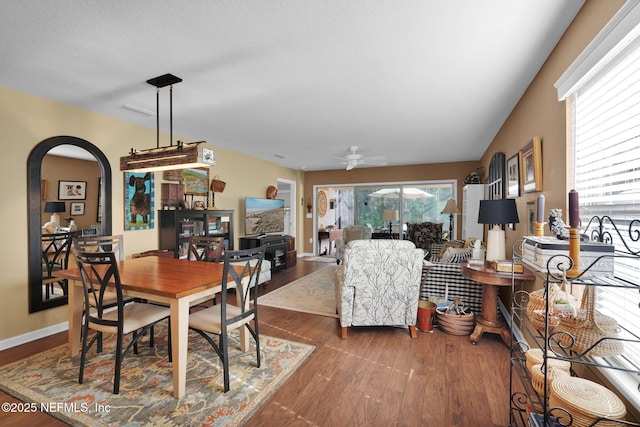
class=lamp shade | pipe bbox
[44,201,65,213]
[441,199,460,214]
[383,209,399,221]
[478,199,519,225]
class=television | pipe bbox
[244,197,285,236]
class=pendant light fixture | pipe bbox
[120,73,216,172]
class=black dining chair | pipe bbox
[73,248,172,394]
[41,232,73,298]
[187,236,225,262]
[188,245,265,392]
[73,235,136,351]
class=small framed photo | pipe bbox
[58,180,87,200]
[71,202,85,216]
[527,202,536,235]
[519,137,543,193]
[506,153,520,198]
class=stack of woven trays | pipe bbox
[525,348,571,376]
[530,364,570,398]
[549,376,626,426]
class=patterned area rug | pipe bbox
[302,255,337,263]
[0,325,314,426]
[260,265,338,317]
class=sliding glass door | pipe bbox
[317,180,456,240]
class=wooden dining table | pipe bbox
[57,255,247,399]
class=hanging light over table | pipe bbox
[120,73,216,172]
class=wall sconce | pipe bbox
[306,199,312,213]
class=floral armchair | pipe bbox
[335,239,424,339]
[406,221,444,255]
[334,225,372,264]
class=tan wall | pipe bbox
[303,160,481,253]
[0,86,302,342]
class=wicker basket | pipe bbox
[436,311,475,335]
[526,282,561,318]
[530,309,561,334]
[557,287,624,357]
[549,376,626,427]
[525,348,571,375]
[210,176,226,193]
[530,363,570,398]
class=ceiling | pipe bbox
[1,1,585,171]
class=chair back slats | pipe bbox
[41,232,72,278]
[188,236,225,262]
[220,246,265,323]
[72,248,124,328]
[73,235,124,261]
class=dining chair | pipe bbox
[187,236,226,307]
[188,245,266,392]
[41,232,73,298]
[72,248,172,394]
[187,236,225,262]
[73,234,124,261]
[73,234,133,351]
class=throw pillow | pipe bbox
[440,247,473,263]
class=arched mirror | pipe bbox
[28,136,112,313]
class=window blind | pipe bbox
[573,34,640,375]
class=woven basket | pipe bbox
[525,348,571,375]
[210,176,226,193]
[526,282,561,317]
[436,311,475,336]
[557,286,624,357]
[530,364,570,398]
[530,309,561,334]
[550,376,626,427]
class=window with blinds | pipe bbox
[572,33,640,379]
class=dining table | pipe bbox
[57,255,247,399]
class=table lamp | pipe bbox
[383,209,399,237]
[477,199,519,261]
[44,201,65,226]
[441,199,460,240]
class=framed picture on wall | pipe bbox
[58,180,87,200]
[519,136,542,193]
[182,168,209,195]
[506,153,520,198]
[71,202,85,216]
[527,202,536,235]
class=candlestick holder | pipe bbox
[567,227,582,277]
[534,222,546,237]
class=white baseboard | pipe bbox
[0,321,68,351]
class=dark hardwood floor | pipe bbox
[0,258,510,427]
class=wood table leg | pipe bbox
[67,279,83,356]
[170,298,189,399]
[469,282,510,346]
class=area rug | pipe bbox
[302,255,337,263]
[0,324,314,427]
[260,265,338,318]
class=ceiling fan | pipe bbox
[334,145,387,170]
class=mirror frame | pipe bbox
[28,136,112,313]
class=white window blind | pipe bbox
[572,28,640,383]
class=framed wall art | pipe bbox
[182,168,209,195]
[506,153,520,198]
[519,136,542,193]
[70,202,85,216]
[124,172,154,230]
[527,201,536,235]
[58,180,87,200]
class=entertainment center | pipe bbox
[239,235,296,272]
